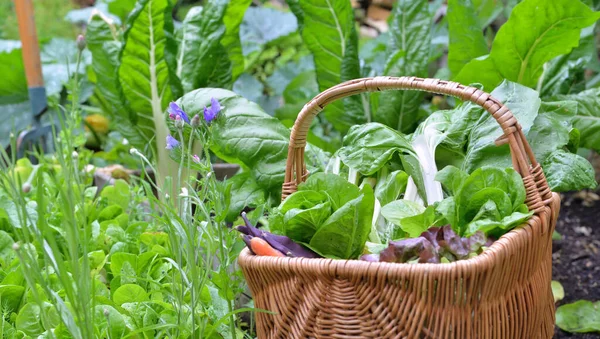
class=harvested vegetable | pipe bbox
[237,212,321,258]
[360,225,489,264]
[249,237,286,257]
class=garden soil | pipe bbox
[553,192,600,339]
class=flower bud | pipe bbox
[103,308,110,317]
[191,114,201,128]
[129,148,138,155]
[174,115,185,129]
[12,242,19,251]
[192,154,200,164]
[76,35,86,51]
[22,183,31,193]
[122,138,129,145]
[72,151,79,160]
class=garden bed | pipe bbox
[554,192,600,339]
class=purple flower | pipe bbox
[203,98,221,123]
[192,154,200,163]
[166,135,179,150]
[168,102,190,124]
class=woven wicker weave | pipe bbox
[238,77,559,338]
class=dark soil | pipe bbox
[553,192,600,338]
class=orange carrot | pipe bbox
[250,237,285,257]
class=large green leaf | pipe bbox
[87,14,149,151]
[293,0,360,133]
[447,0,488,76]
[374,0,432,133]
[539,25,597,96]
[456,0,600,90]
[552,87,600,152]
[472,0,503,28]
[309,184,374,259]
[119,0,177,183]
[177,0,239,92]
[462,81,541,172]
[0,40,27,104]
[556,300,600,333]
[542,149,597,191]
[225,172,266,221]
[177,88,327,190]
[221,0,253,80]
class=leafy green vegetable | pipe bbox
[542,149,597,191]
[374,0,432,133]
[556,300,600,333]
[337,123,425,201]
[290,0,363,133]
[309,184,374,259]
[374,170,408,206]
[447,0,488,76]
[455,0,600,90]
[269,173,375,259]
[552,87,600,152]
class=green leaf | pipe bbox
[435,165,468,196]
[542,150,597,191]
[94,305,128,338]
[119,0,177,172]
[0,285,25,312]
[462,81,541,172]
[309,184,374,259]
[540,25,597,96]
[280,191,331,242]
[177,0,242,91]
[294,0,359,132]
[0,41,27,104]
[225,172,266,222]
[338,123,425,200]
[381,200,425,228]
[447,0,489,76]
[552,280,565,303]
[374,0,432,133]
[556,300,600,333]
[107,0,137,22]
[16,303,59,336]
[221,0,253,81]
[552,87,600,152]
[375,170,409,206]
[100,179,131,211]
[299,173,360,210]
[472,0,503,28]
[113,284,149,305]
[455,0,600,90]
[179,88,287,189]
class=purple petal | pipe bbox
[166,135,179,150]
[210,97,221,112]
[168,102,190,123]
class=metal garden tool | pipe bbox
[14,0,54,160]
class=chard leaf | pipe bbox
[290,0,360,133]
[222,0,253,80]
[0,41,27,103]
[455,0,600,90]
[87,14,149,150]
[556,300,600,333]
[374,0,432,133]
[309,184,374,259]
[542,150,597,191]
[462,81,540,172]
[225,172,266,222]
[375,170,409,206]
[472,0,503,28]
[447,0,488,76]
[526,101,577,161]
[338,123,425,200]
[552,87,600,152]
[539,25,597,96]
[119,0,177,175]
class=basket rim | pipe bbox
[238,193,559,276]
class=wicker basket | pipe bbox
[238,77,560,338]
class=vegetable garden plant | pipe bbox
[0,0,599,336]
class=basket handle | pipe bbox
[282,76,552,213]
